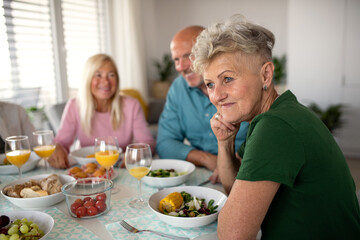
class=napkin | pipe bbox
[106,214,218,240]
[44,208,101,240]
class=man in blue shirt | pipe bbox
[156,26,249,183]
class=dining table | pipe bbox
[0,160,225,240]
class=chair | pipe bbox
[44,101,67,134]
[120,88,148,119]
[120,88,165,139]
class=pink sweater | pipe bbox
[55,97,155,154]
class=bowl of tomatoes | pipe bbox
[61,177,113,218]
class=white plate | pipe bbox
[1,174,75,209]
[2,210,54,239]
[69,146,123,166]
[0,152,40,175]
[142,159,195,188]
[148,186,227,228]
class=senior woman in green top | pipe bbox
[191,14,360,240]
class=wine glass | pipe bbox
[124,143,152,209]
[5,135,31,178]
[94,136,120,180]
[33,130,56,170]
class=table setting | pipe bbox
[0,137,226,240]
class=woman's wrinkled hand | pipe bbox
[210,112,240,142]
[48,144,70,169]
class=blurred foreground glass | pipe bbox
[5,135,31,178]
[33,130,56,170]
[124,143,152,209]
[95,136,120,180]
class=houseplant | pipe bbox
[151,53,176,99]
[273,55,287,94]
[308,103,344,133]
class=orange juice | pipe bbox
[95,150,119,168]
[129,166,150,180]
[34,145,56,158]
[6,150,31,167]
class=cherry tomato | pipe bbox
[83,197,92,202]
[96,193,107,201]
[74,198,84,205]
[76,206,87,218]
[71,202,82,214]
[83,200,94,208]
[95,200,107,213]
[87,206,98,216]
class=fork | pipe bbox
[120,220,190,240]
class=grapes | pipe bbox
[0,216,44,240]
[0,216,10,228]
[19,224,29,234]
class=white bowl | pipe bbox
[69,146,123,166]
[1,174,75,209]
[69,146,97,165]
[142,159,195,188]
[0,152,40,175]
[1,210,54,239]
[148,186,227,228]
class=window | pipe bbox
[0,0,109,108]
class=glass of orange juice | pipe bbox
[95,136,120,180]
[33,130,56,170]
[124,143,152,209]
[5,135,31,178]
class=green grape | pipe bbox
[8,234,19,240]
[29,223,39,230]
[19,224,29,234]
[0,233,9,240]
[7,225,19,235]
[12,220,20,225]
[20,218,28,224]
[29,228,38,235]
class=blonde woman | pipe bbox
[49,54,155,168]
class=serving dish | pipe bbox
[61,177,113,218]
[1,210,54,239]
[69,146,123,166]
[142,159,195,188]
[1,174,75,209]
[148,186,227,228]
[0,152,40,175]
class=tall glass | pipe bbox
[124,143,152,209]
[95,136,120,180]
[5,135,31,178]
[33,130,56,170]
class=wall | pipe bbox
[131,0,360,157]
[288,0,360,157]
[141,0,288,81]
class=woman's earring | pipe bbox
[263,85,268,91]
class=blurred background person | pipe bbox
[0,101,36,154]
[156,25,249,183]
[192,14,360,239]
[48,53,155,169]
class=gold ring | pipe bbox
[215,113,220,120]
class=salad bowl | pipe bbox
[148,186,227,228]
[142,159,195,188]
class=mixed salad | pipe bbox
[162,191,218,217]
[147,168,187,178]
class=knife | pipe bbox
[198,179,211,186]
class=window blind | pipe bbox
[1,0,56,108]
[62,0,108,93]
[0,0,109,108]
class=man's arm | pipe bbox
[186,149,217,170]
